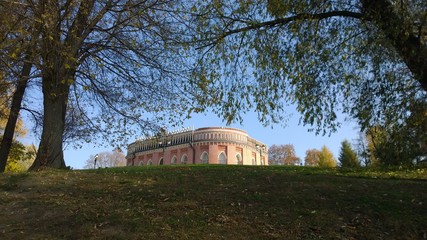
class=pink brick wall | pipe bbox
[126,127,268,166]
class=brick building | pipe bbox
[126,127,268,166]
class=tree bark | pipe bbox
[27,0,98,171]
[29,72,71,171]
[0,60,32,172]
[362,0,427,91]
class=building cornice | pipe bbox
[126,126,267,157]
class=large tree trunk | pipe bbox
[362,0,427,91]
[0,60,32,172]
[29,73,71,171]
[27,0,93,171]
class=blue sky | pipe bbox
[63,110,360,169]
[17,77,361,169]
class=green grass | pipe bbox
[0,165,426,239]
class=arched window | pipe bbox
[236,153,242,165]
[181,154,188,164]
[147,160,153,165]
[159,158,164,165]
[171,156,177,165]
[218,152,227,164]
[201,152,209,164]
[139,161,144,166]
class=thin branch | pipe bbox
[198,10,363,49]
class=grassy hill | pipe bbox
[1,165,426,239]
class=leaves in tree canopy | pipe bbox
[268,144,300,165]
[304,148,320,166]
[188,0,427,135]
[338,140,360,168]
[0,136,35,172]
[319,145,337,168]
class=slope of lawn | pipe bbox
[0,165,426,239]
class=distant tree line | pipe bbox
[268,143,337,167]
[271,129,426,169]
[268,144,301,166]
[83,149,126,169]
